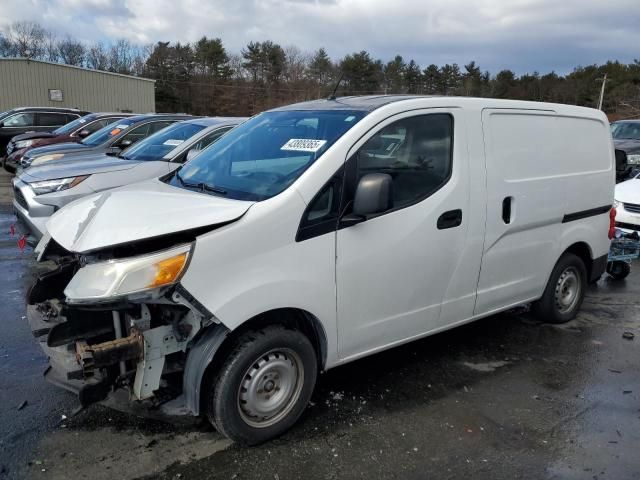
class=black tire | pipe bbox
[206,325,317,445]
[533,253,587,324]
[606,261,631,280]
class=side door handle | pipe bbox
[437,209,462,230]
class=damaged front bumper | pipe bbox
[26,252,221,411]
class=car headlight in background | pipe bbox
[613,199,620,209]
[14,139,35,149]
[29,153,65,167]
[64,244,192,303]
[28,175,89,195]
[627,154,640,165]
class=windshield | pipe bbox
[121,122,206,161]
[611,122,640,141]
[82,117,139,146]
[53,115,94,135]
[168,110,366,201]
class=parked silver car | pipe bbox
[13,117,244,239]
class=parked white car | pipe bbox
[614,173,640,231]
[28,96,614,445]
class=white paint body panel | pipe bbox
[615,177,640,230]
[46,97,614,372]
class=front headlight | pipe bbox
[29,153,65,167]
[64,244,192,303]
[613,199,621,209]
[627,154,640,165]
[15,139,35,149]
[28,175,89,195]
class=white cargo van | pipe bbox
[28,96,614,444]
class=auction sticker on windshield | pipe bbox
[163,139,184,146]
[281,139,327,152]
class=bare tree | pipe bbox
[87,42,109,70]
[4,21,46,58]
[108,39,135,74]
[43,30,59,62]
[283,45,309,84]
[57,36,85,66]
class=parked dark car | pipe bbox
[19,114,195,170]
[0,107,89,157]
[3,112,137,174]
[611,120,640,180]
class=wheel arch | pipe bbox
[563,241,594,277]
[184,307,328,416]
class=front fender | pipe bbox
[183,323,229,416]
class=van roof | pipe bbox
[272,95,434,112]
[272,95,605,120]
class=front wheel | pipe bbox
[206,325,317,445]
[533,253,587,324]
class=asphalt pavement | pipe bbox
[0,169,639,480]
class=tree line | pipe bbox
[2,21,640,119]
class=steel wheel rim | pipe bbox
[237,348,304,428]
[555,266,581,314]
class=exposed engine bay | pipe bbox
[27,235,223,410]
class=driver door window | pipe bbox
[352,113,453,211]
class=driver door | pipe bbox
[336,110,481,360]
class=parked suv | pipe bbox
[0,107,88,156]
[28,96,614,445]
[4,113,137,174]
[13,117,243,239]
[611,120,640,180]
[19,114,194,170]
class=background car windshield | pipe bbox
[121,122,206,161]
[611,122,640,140]
[53,115,93,135]
[82,117,139,146]
[172,110,365,201]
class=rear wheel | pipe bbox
[206,325,317,445]
[533,253,587,324]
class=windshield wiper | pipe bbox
[175,171,227,195]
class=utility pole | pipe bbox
[598,73,607,110]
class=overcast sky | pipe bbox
[2,0,640,74]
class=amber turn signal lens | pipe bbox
[149,253,188,288]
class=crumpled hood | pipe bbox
[22,155,140,181]
[46,179,255,253]
[614,138,640,155]
[615,177,640,203]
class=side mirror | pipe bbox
[185,148,200,162]
[119,138,133,148]
[77,129,91,138]
[105,146,121,156]
[341,173,393,226]
[0,122,4,128]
